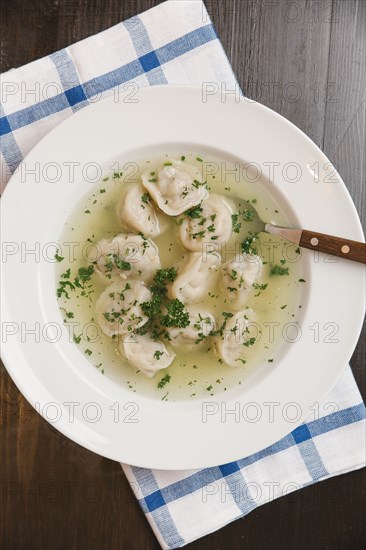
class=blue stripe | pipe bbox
[292,424,328,479]
[295,439,329,480]
[50,50,88,112]
[82,59,144,98]
[0,103,23,174]
[2,93,71,131]
[0,24,216,135]
[307,402,366,437]
[224,470,258,514]
[155,24,217,65]
[131,466,185,548]
[137,466,223,514]
[219,461,240,476]
[292,424,312,444]
[135,403,365,512]
[124,16,168,85]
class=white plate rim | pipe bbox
[1,85,365,469]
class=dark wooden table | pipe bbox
[1,1,365,549]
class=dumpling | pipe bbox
[168,252,221,304]
[116,183,166,238]
[221,254,262,308]
[96,280,151,337]
[141,158,208,216]
[178,194,233,251]
[87,234,161,284]
[119,333,175,378]
[215,309,257,367]
[169,307,216,350]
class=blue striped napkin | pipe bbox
[1,1,365,548]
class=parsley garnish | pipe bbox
[141,192,151,204]
[154,268,177,285]
[242,209,254,221]
[158,374,171,389]
[77,265,95,283]
[253,283,268,291]
[55,252,64,262]
[185,204,203,219]
[105,254,131,272]
[57,265,94,299]
[270,265,290,276]
[241,232,259,255]
[243,337,256,347]
[232,213,241,233]
[160,299,190,328]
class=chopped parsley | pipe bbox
[243,337,256,347]
[253,283,268,291]
[154,268,177,285]
[241,232,259,255]
[191,230,206,239]
[160,299,190,328]
[57,265,94,299]
[232,213,241,233]
[158,374,171,389]
[55,252,64,262]
[270,265,290,276]
[140,268,188,335]
[141,192,151,204]
[242,209,254,222]
[77,265,95,283]
[105,254,131,272]
[184,204,203,219]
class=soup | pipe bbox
[56,152,305,400]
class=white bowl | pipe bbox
[1,86,364,469]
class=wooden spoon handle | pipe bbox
[299,230,366,263]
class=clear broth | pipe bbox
[57,152,306,401]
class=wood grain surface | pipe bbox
[1,1,365,549]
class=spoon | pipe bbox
[247,205,366,264]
